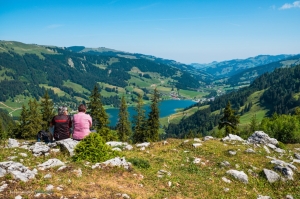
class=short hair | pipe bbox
[58,106,68,115]
[78,104,86,112]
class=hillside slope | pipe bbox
[165,64,300,138]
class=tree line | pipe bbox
[2,84,161,144]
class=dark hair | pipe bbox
[78,104,86,112]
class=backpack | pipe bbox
[37,130,53,143]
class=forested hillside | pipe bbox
[166,64,300,138]
[0,41,202,107]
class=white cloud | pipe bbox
[46,24,64,29]
[279,1,300,10]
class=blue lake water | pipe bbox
[106,99,196,127]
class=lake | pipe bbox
[106,99,196,127]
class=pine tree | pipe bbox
[89,84,109,130]
[218,101,240,136]
[24,99,43,139]
[147,88,160,142]
[249,114,258,133]
[132,94,147,143]
[116,96,131,142]
[0,119,7,146]
[40,91,55,130]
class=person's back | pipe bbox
[72,104,92,140]
[51,106,72,141]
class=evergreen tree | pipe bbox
[218,101,240,136]
[116,96,131,142]
[40,90,55,130]
[249,114,258,133]
[0,119,7,146]
[147,88,160,142]
[132,94,147,143]
[89,84,109,130]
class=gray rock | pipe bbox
[286,195,293,199]
[226,170,248,184]
[0,161,36,182]
[263,146,271,154]
[267,143,277,149]
[45,184,54,191]
[29,142,50,156]
[263,169,280,183]
[203,136,214,141]
[7,156,17,160]
[106,141,128,147]
[56,138,79,156]
[193,138,202,142]
[257,195,272,199]
[193,158,201,164]
[124,145,133,150]
[274,148,285,153]
[38,158,65,170]
[112,147,122,151]
[44,173,52,179]
[8,138,19,148]
[15,195,22,199]
[0,183,8,192]
[157,169,171,178]
[222,134,244,142]
[92,157,131,170]
[245,148,255,153]
[247,131,278,145]
[222,177,231,183]
[274,165,294,180]
[193,143,202,148]
[19,153,28,157]
[293,159,300,164]
[136,142,150,148]
[228,150,237,155]
[294,153,300,160]
[57,165,67,171]
[220,161,230,167]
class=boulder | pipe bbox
[247,131,278,145]
[38,158,65,170]
[294,153,300,160]
[193,138,202,142]
[106,141,128,147]
[222,134,244,142]
[193,143,202,148]
[136,142,150,148]
[226,170,248,184]
[56,138,79,156]
[29,142,50,156]
[263,169,280,183]
[0,161,37,182]
[7,138,19,148]
[203,136,214,141]
[270,159,296,180]
[92,157,131,170]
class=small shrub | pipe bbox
[72,132,120,163]
[97,127,118,142]
[128,157,150,169]
[277,141,286,150]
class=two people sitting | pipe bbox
[50,104,92,141]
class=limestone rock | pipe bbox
[247,131,278,145]
[257,195,272,199]
[45,184,54,191]
[263,146,271,154]
[193,138,202,142]
[193,158,201,164]
[38,159,65,170]
[226,169,248,184]
[245,148,255,153]
[136,142,150,148]
[112,147,122,151]
[0,161,36,182]
[203,136,214,141]
[44,173,52,179]
[15,195,22,199]
[294,153,300,160]
[222,177,231,183]
[193,143,202,148]
[56,138,79,156]
[228,150,237,155]
[92,157,131,170]
[222,134,244,142]
[263,169,280,183]
[220,161,230,167]
[29,142,50,156]
[0,183,8,192]
[8,138,19,148]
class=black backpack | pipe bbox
[37,130,53,143]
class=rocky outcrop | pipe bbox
[28,142,50,156]
[56,138,79,156]
[222,134,244,142]
[0,161,37,182]
[7,138,19,148]
[92,157,131,170]
[263,169,280,183]
[106,141,133,151]
[226,170,248,184]
[38,158,65,170]
[247,131,278,145]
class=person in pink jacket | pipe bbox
[72,104,92,141]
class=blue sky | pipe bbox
[1,0,300,64]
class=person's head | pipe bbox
[78,104,86,113]
[58,106,68,115]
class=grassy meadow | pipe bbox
[0,138,299,198]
